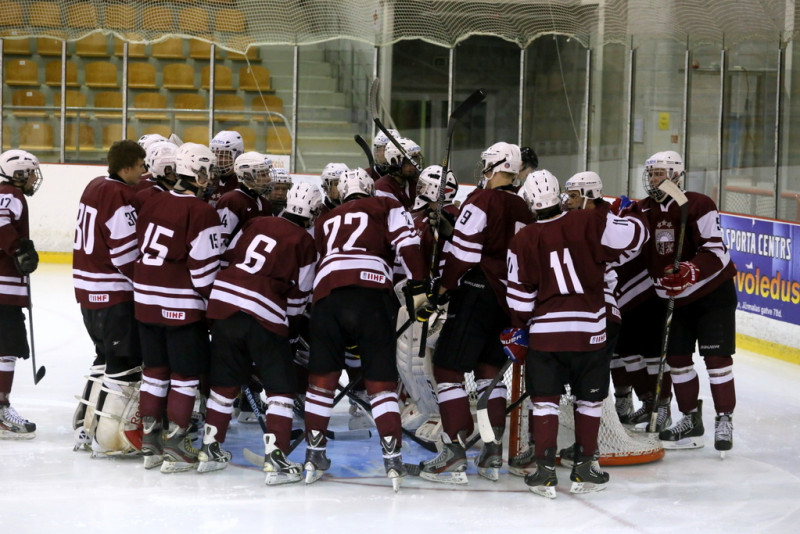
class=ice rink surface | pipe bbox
[2,264,799,534]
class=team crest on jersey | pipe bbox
[360,271,386,284]
[655,220,675,255]
[162,310,186,320]
[88,294,110,303]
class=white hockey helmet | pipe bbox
[519,169,561,212]
[413,165,458,210]
[0,149,42,196]
[234,152,273,195]
[372,128,401,149]
[145,141,178,183]
[564,171,603,210]
[285,182,324,220]
[643,150,685,202]
[138,133,168,152]
[320,162,349,195]
[384,137,422,169]
[337,168,375,201]
[269,167,293,186]
[210,130,245,176]
[175,143,216,187]
[480,142,522,182]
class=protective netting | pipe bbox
[0,1,792,53]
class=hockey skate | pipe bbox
[303,430,331,484]
[161,422,199,473]
[508,443,536,477]
[659,399,704,449]
[558,442,600,469]
[524,448,558,499]
[263,433,302,485]
[714,413,733,458]
[141,416,164,469]
[0,403,36,440]
[569,445,609,494]
[348,390,375,431]
[419,432,468,485]
[625,397,672,433]
[475,430,503,481]
[381,435,407,492]
[614,389,634,421]
[197,424,232,473]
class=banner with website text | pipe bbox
[721,213,800,326]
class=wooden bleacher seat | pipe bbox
[29,1,62,28]
[215,8,246,33]
[75,33,109,57]
[178,7,210,33]
[105,5,135,32]
[93,92,122,119]
[2,38,32,55]
[11,89,47,117]
[0,2,23,30]
[113,38,146,58]
[228,47,260,61]
[54,90,88,118]
[237,125,257,151]
[214,94,246,122]
[163,63,196,90]
[141,125,172,138]
[251,95,285,122]
[133,92,168,121]
[36,37,64,56]
[188,38,223,60]
[85,61,118,88]
[45,60,79,87]
[4,58,39,86]
[2,124,11,149]
[66,2,99,28]
[239,65,271,92]
[102,124,136,149]
[202,65,234,90]
[64,123,95,151]
[181,125,210,145]
[128,62,157,89]
[266,125,292,155]
[174,94,208,121]
[152,37,184,59]
[142,5,174,31]
[19,122,54,151]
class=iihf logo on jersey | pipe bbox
[655,220,675,255]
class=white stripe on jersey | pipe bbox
[73,278,133,293]
[0,285,26,296]
[133,282,197,295]
[314,254,392,287]
[107,205,137,240]
[213,279,286,320]
[134,291,206,311]
[189,225,225,261]
[209,287,286,327]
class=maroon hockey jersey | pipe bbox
[313,196,427,302]
[204,173,239,207]
[72,176,140,309]
[507,209,646,352]
[133,191,224,325]
[629,192,735,306]
[206,216,317,337]
[0,183,30,306]
[375,175,418,211]
[215,187,272,249]
[131,181,167,213]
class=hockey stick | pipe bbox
[26,278,45,384]
[475,359,512,443]
[354,134,375,170]
[647,179,689,433]
[369,78,381,123]
[373,118,423,173]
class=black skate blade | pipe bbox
[403,462,422,476]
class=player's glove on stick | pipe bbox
[660,261,699,296]
[13,238,39,276]
[405,279,434,322]
[500,327,528,363]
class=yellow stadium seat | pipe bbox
[29,2,62,28]
[201,65,233,90]
[133,92,168,121]
[113,38,146,58]
[266,126,292,155]
[251,95,285,122]
[228,47,260,61]
[214,94,246,122]
[4,58,39,86]
[64,123,95,151]
[105,5,135,31]
[3,124,11,149]
[215,8,246,33]
[142,6,174,31]
[178,7,210,33]
[45,60,79,87]
[181,125,210,145]
[152,37,184,59]
[0,2,23,29]
[237,125,257,151]
[66,2,98,28]
[127,62,157,89]
[36,37,64,56]
[162,63,196,90]
[141,125,172,138]
[188,38,223,60]
[239,65,271,92]
[54,90,88,118]
[75,33,109,57]
[85,61,118,88]
[19,122,54,151]
[102,124,136,149]
[93,92,122,119]
[174,94,208,121]
[11,89,47,117]
[2,38,32,55]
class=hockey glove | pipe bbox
[500,327,529,364]
[404,279,434,322]
[428,210,455,240]
[611,195,635,215]
[660,261,700,296]
[13,238,39,276]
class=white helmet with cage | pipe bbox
[643,150,685,202]
[285,182,324,220]
[146,141,178,183]
[479,142,522,183]
[138,134,168,152]
[0,149,42,196]
[337,168,375,201]
[384,137,422,169]
[372,128,401,149]
[210,130,244,176]
[269,167,293,185]
[413,165,458,210]
[320,162,349,195]
[234,152,273,195]
[519,169,561,212]
[175,143,216,187]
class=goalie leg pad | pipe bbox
[73,364,105,431]
[396,307,439,419]
[92,368,143,456]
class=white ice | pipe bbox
[2,264,800,534]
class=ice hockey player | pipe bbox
[203,182,322,481]
[216,151,274,251]
[375,137,422,210]
[366,128,400,179]
[132,140,179,211]
[0,150,43,440]
[627,151,737,455]
[205,130,244,207]
[319,162,349,214]
[304,168,430,491]
[507,169,646,498]
[268,167,292,215]
[72,140,146,455]
[419,142,533,484]
[134,143,223,473]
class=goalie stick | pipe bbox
[354,134,375,171]
[476,359,512,443]
[26,279,45,384]
[648,179,689,433]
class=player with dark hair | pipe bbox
[375,137,422,210]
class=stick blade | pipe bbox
[476,408,496,443]
[369,78,381,120]
[34,366,45,385]
[450,88,487,121]
[658,179,688,206]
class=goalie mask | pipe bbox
[338,168,375,201]
[479,142,521,185]
[285,182,324,220]
[210,130,244,177]
[145,141,178,185]
[643,151,685,203]
[413,165,458,210]
[0,149,43,196]
[320,162,349,197]
[175,143,216,195]
[563,171,603,210]
[519,169,561,213]
[384,137,423,173]
[234,151,273,196]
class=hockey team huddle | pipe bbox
[0,129,736,498]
